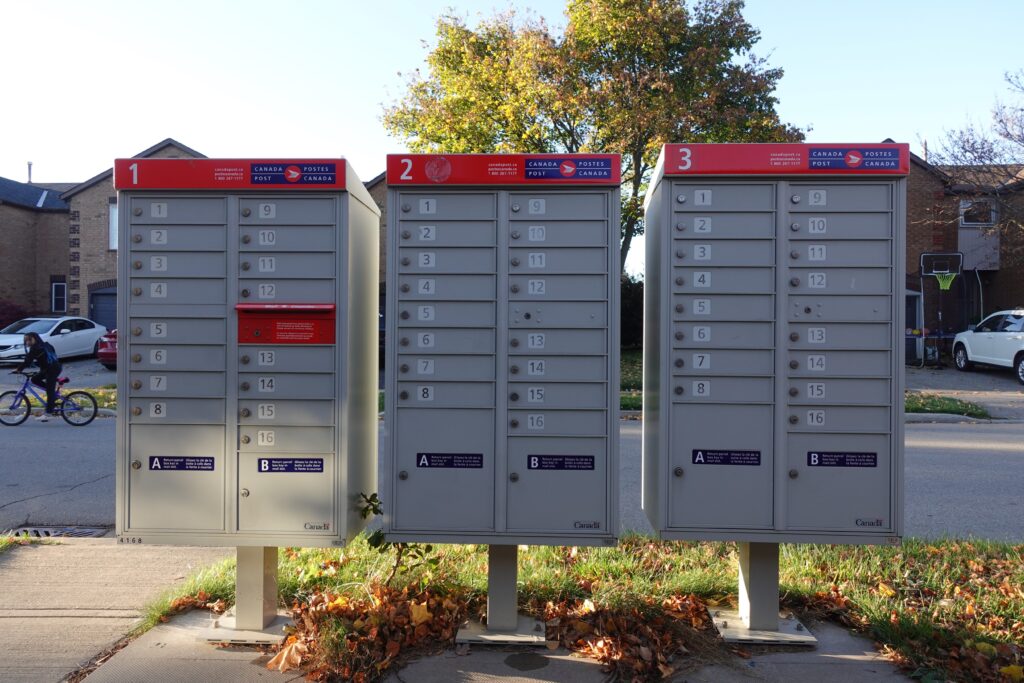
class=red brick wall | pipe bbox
[905,163,961,332]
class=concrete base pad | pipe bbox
[198,610,293,645]
[456,615,547,645]
[712,609,817,646]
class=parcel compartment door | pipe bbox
[506,438,607,534]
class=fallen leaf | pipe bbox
[1000,665,1023,681]
[266,640,307,672]
[877,582,897,598]
[410,601,432,626]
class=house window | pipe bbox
[108,198,118,250]
[52,282,68,313]
[960,199,996,227]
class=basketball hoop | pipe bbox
[934,272,957,291]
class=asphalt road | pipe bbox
[1,418,1021,542]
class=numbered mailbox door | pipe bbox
[237,453,334,533]
[506,438,607,533]
[392,409,495,532]
[127,425,225,531]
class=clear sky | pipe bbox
[3,0,1022,273]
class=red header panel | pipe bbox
[387,154,621,185]
[662,143,909,176]
[113,158,347,190]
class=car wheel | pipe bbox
[1016,353,1024,386]
[954,344,973,371]
[93,340,100,358]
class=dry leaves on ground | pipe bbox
[265,585,467,682]
[541,594,717,681]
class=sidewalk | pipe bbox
[0,538,910,682]
[0,538,229,682]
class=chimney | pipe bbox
[27,161,33,184]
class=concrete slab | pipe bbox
[0,538,231,682]
[85,610,303,683]
[687,620,909,682]
[382,646,611,683]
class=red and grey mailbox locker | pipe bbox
[114,158,379,547]
[383,153,622,546]
[236,304,336,344]
[643,143,908,545]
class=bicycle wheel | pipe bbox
[0,391,31,426]
[60,391,98,426]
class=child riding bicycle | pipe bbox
[11,331,62,421]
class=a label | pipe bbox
[385,154,621,185]
[113,159,346,189]
[807,451,878,467]
[524,157,613,180]
[526,455,595,471]
[416,453,484,468]
[808,148,902,170]
[257,458,324,473]
[148,456,214,471]
[661,143,909,175]
[691,450,761,466]
[250,163,337,185]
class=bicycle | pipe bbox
[0,371,98,426]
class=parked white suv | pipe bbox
[952,309,1024,384]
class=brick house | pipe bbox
[904,147,1024,359]
[59,138,205,328]
[3,138,389,332]
[0,176,72,318]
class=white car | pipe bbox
[952,309,1024,384]
[0,317,108,364]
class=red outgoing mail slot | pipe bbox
[236,304,336,344]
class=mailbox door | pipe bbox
[506,438,607,533]
[237,453,334,533]
[393,409,495,531]
[127,425,225,530]
[786,435,891,531]
[668,405,773,528]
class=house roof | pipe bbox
[60,138,206,200]
[364,170,386,190]
[0,176,69,212]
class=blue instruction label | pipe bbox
[691,450,761,466]
[257,458,324,473]
[526,455,595,471]
[149,456,215,471]
[416,453,483,468]
[807,452,877,467]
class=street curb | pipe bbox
[904,412,1023,424]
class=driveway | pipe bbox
[905,365,1024,420]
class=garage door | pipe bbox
[90,288,117,330]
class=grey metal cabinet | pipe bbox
[386,155,620,546]
[116,158,379,548]
[644,144,905,544]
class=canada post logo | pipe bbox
[808,148,900,170]
[525,157,612,179]
[250,163,337,184]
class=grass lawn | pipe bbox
[147,535,1024,682]
[905,390,990,419]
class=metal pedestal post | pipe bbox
[201,546,290,644]
[456,545,545,644]
[711,542,816,646]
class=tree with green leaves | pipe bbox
[383,0,803,268]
